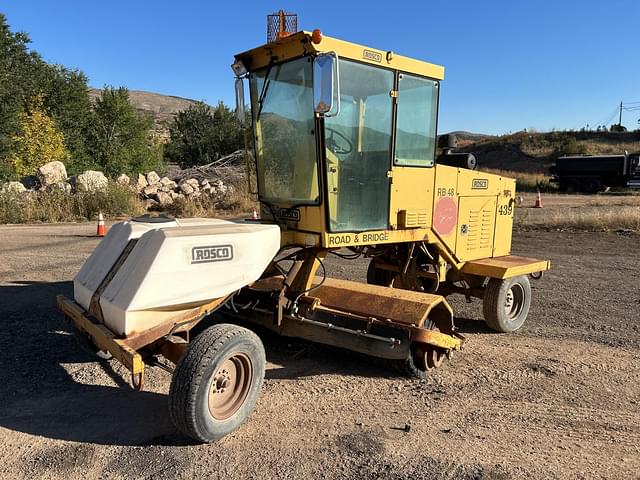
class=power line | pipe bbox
[585,101,639,130]
[590,106,619,129]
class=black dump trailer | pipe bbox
[550,152,640,193]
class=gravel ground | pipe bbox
[0,223,638,479]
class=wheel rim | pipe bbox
[208,353,253,420]
[425,347,445,370]
[414,326,446,372]
[504,283,525,320]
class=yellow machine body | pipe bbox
[234,31,547,277]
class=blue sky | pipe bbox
[2,0,639,134]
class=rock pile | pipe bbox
[134,171,234,209]
[1,149,245,211]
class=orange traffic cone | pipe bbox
[251,208,259,220]
[534,190,543,208]
[96,211,106,237]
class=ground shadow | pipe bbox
[453,316,496,334]
[0,280,401,446]
[207,314,407,381]
[261,332,401,381]
[0,280,188,446]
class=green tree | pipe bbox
[164,101,243,167]
[0,14,39,167]
[42,66,93,171]
[86,86,163,176]
[610,124,627,132]
[0,13,92,178]
[552,133,587,157]
[8,93,69,177]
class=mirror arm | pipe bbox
[324,53,341,118]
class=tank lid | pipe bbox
[131,214,175,224]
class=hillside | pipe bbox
[89,88,200,140]
[88,88,640,174]
[456,130,640,173]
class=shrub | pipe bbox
[164,101,243,168]
[551,134,587,157]
[0,182,144,224]
[482,168,558,193]
[8,93,69,178]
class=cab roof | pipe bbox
[234,31,445,80]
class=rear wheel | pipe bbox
[168,324,265,443]
[582,178,602,194]
[562,179,580,193]
[482,276,531,332]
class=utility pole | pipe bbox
[619,101,623,126]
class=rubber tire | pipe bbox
[392,345,430,379]
[582,178,602,194]
[168,324,265,443]
[562,179,580,193]
[482,276,532,333]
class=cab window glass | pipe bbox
[324,60,394,232]
[394,73,438,167]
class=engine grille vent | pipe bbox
[465,206,494,251]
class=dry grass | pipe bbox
[165,179,257,218]
[0,183,145,224]
[481,168,557,192]
[0,178,257,224]
[515,204,640,232]
[581,140,640,155]
[585,196,640,207]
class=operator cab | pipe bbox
[233,31,442,235]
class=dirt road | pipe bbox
[0,223,638,479]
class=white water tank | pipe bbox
[74,217,280,336]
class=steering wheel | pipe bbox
[326,127,353,155]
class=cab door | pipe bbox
[389,73,439,230]
[324,59,394,232]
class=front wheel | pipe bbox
[482,276,532,333]
[168,324,265,443]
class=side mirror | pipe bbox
[313,52,340,117]
[234,78,246,127]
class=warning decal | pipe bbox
[433,196,457,236]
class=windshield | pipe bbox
[250,56,319,203]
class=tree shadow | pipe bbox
[0,280,188,447]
